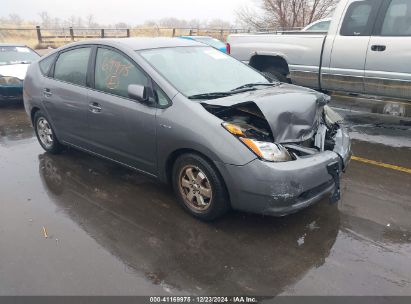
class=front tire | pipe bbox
[34,111,63,154]
[172,153,230,221]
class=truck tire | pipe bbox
[262,67,289,83]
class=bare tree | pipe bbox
[38,11,52,28]
[52,17,61,29]
[8,14,23,26]
[75,17,84,28]
[143,20,158,27]
[86,14,99,28]
[158,18,189,28]
[64,15,77,27]
[187,19,203,29]
[115,22,129,29]
[237,0,338,30]
[207,19,232,29]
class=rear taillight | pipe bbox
[226,43,231,54]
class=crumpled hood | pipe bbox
[203,84,329,143]
[0,64,30,80]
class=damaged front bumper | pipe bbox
[215,127,351,217]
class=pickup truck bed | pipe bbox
[229,32,326,89]
[227,0,411,100]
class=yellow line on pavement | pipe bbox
[352,156,411,174]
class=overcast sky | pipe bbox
[2,0,252,25]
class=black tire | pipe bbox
[33,111,63,154]
[172,153,230,221]
[262,66,289,83]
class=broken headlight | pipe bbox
[222,122,292,162]
[324,105,343,126]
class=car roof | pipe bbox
[180,36,214,39]
[0,43,27,47]
[63,37,205,51]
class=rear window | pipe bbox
[381,0,411,36]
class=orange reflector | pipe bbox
[240,138,262,158]
[223,123,244,136]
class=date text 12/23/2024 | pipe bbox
[150,297,258,303]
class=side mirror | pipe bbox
[128,84,149,103]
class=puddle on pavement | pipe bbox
[37,151,341,294]
[0,103,34,145]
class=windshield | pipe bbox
[139,46,269,97]
[194,37,226,49]
[0,46,39,66]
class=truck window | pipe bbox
[305,20,331,31]
[381,0,411,36]
[340,0,382,36]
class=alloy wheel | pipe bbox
[179,165,213,211]
[37,117,54,149]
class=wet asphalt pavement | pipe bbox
[0,96,410,296]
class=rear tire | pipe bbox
[262,66,289,83]
[34,111,63,154]
[172,153,230,221]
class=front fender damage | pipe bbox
[201,88,351,204]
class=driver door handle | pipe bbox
[89,102,102,113]
[43,88,52,98]
[371,45,386,52]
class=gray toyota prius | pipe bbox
[24,38,351,220]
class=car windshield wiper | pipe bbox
[188,87,261,100]
[232,82,278,91]
[188,92,234,100]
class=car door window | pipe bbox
[153,84,171,107]
[94,48,149,98]
[340,0,382,36]
[54,47,91,86]
[381,0,411,36]
[39,53,57,76]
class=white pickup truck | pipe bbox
[227,0,411,100]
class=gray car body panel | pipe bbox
[155,93,258,178]
[215,150,341,216]
[24,38,351,217]
[41,72,91,147]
